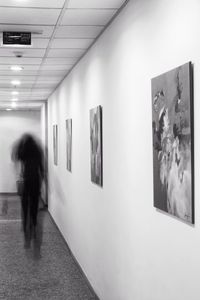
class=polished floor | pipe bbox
[0,195,98,300]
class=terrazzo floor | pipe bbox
[0,195,98,300]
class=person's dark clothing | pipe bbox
[12,134,44,245]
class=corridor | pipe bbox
[1,0,199,299]
[0,196,98,300]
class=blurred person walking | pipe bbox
[12,133,45,252]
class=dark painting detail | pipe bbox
[90,105,103,186]
[66,119,72,172]
[53,124,58,165]
[151,62,194,223]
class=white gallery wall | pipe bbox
[40,103,48,204]
[47,0,200,299]
[0,110,41,193]
[41,103,47,149]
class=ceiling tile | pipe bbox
[40,64,72,71]
[34,78,61,85]
[0,102,45,110]
[51,38,94,49]
[68,0,126,9]
[31,38,50,48]
[0,70,39,76]
[0,65,40,70]
[34,82,58,89]
[0,82,34,88]
[0,94,32,100]
[0,7,61,25]
[48,48,85,58]
[0,88,50,95]
[61,9,117,26]
[38,70,67,76]
[0,93,31,100]
[45,57,77,64]
[0,0,65,8]
[55,25,103,38]
[29,97,48,101]
[36,75,63,82]
[28,98,47,102]
[30,88,52,94]
[0,87,32,92]
[0,97,30,102]
[0,25,54,38]
[0,75,37,81]
[0,48,46,57]
[0,78,35,83]
[0,57,42,65]
[34,81,58,86]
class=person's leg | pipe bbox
[30,192,41,258]
[30,193,39,228]
[21,191,31,248]
[21,193,28,235]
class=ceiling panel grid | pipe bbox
[0,0,127,108]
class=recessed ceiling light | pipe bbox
[10,65,24,72]
[11,102,17,108]
[12,98,18,101]
[11,80,21,86]
[12,91,19,95]
[6,108,12,111]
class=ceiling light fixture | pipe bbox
[10,65,23,72]
[6,108,12,111]
[11,102,17,108]
[12,91,19,95]
[12,98,19,101]
[13,51,23,58]
[11,80,21,86]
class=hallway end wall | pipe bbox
[48,0,200,299]
[0,110,42,193]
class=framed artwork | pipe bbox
[151,62,194,223]
[53,124,58,165]
[90,105,103,186]
[66,119,72,172]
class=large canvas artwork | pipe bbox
[66,119,72,172]
[53,124,58,165]
[151,62,194,223]
[90,105,103,186]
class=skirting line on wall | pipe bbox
[48,212,100,300]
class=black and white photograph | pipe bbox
[66,119,72,172]
[90,105,103,186]
[53,124,58,166]
[1,1,200,300]
[151,62,194,223]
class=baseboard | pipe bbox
[48,212,100,300]
[0,193,19,200]
[0,192,18,195]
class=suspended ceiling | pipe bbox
[0,0,127,109]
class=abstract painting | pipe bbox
[53,124,58,165]
[66,119,72,172]
[90,105,103,186]
[151,62,194,223]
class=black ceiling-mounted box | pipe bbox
[3,32,31,46]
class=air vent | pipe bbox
[2,32,32,47]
